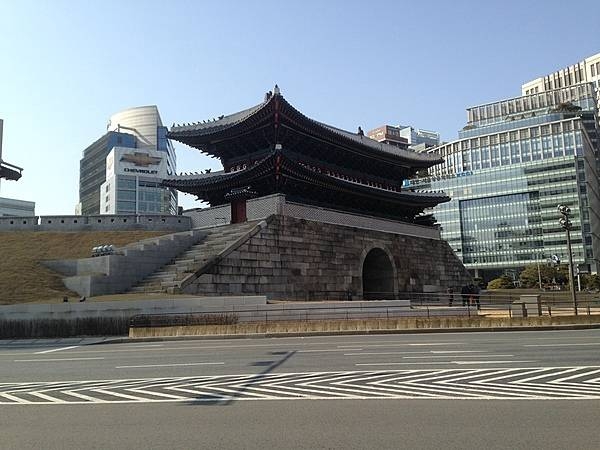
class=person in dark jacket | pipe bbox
[460,285,470,306]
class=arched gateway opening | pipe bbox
[362,248,395,300]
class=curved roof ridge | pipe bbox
[275,94,441,164]
[167,88,443,166]
[170,98,269,133]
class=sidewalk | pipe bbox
[0,336,122,347]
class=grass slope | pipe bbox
[0,231,170,305]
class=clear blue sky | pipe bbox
[1,0,599,215]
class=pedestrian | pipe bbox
[460,285,470,306]
[447,287,454,306]
[469,283,481,310]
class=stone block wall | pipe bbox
[183,215,471,300]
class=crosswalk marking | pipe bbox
[2,367,600,405]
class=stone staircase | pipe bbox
[128,220,260,294]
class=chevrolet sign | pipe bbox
[120,152,162,167]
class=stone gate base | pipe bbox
[182,215,471,300]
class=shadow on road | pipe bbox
[183,350,297,407]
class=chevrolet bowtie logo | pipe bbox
[120,152,162,167]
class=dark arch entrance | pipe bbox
[362,248,395,300]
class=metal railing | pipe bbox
[131,303,423,328]
[129,294,600,329]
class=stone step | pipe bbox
[128,221,259,294]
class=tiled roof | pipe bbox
[168,88,442,166]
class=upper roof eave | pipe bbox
[167,89,443,167]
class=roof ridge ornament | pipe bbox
[273,84,280,95]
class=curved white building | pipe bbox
[107,105,163,151]
[79,106,177,215]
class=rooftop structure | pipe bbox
[165,87,448,224]
[521,52,600,133]
[398,125,440,147]
[521,52,600,99]
[367,125,409,149]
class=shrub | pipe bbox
[487,276,514,290]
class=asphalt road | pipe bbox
[2,330,600,449]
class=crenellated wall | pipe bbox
[0,214,191,232]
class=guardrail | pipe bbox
[130,303,426,328]
[408,291,600,317]
[128,291,600,330]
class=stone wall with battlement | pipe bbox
[183,215,470,300]
[0,214,191,232]
[184,194,440,239]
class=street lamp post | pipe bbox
[558,205,578,315]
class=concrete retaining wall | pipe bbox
[129,314,600,338]
[42,229,208,296]
[0,214,192,232]
[0,296,267,321]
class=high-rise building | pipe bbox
[405,83,600,281]
[78,106,177,215]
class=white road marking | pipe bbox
[344,350,485,356]
[431,350,485,354]
[524,343,600,347]
[298,349,359,353]
[2,367,600,404]
[408,343,463,346]
[345,351,431,356]
[356,361,536,366]
[35,345,80,354]
[14,357,105,362]
[402,354,514,359]
[454,361,537,365]
[115,362,225,369]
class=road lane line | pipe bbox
[402,354,514,359]
[298,349,361,353]
[454,361,537,365]
[14,357,105,362]
[431,350,485,354]
[115,362,225,369]
[408,343,463,346]
[35,345,80,354]
[524,343,600,347]
[344,350,486,356]
[356,361,536,366]
[344,351,432,356]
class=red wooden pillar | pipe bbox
[231,199,247,224]
[225,186,256,224]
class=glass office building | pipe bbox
[406,84,600,281]
[78,106,177,215]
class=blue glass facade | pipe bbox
[408,85,600,280]
[79,131,136,215]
